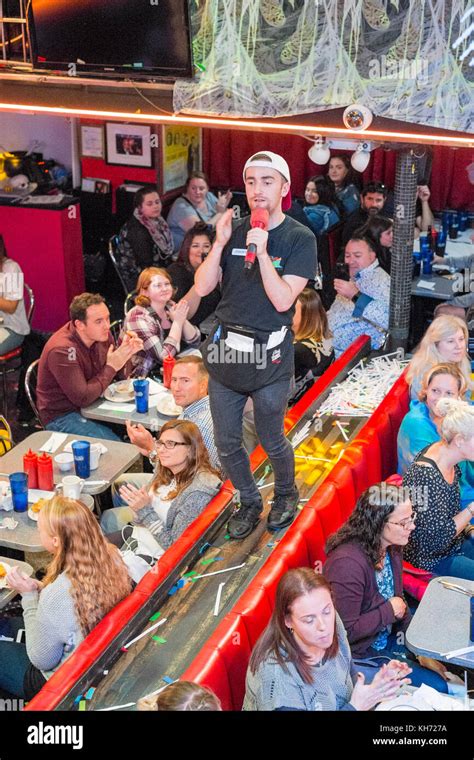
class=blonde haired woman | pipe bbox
[0,497,131,700]
[406,316,472,400]
[290,288,334,404]
[403,398,474,580]
[123,267,201,377]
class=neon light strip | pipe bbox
[0,102,472,147]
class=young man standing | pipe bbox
[195,151,317,539]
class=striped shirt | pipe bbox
[181,396,221,471]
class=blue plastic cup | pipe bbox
[71,441,90,479]
[422,252,433,275]
[9,472,28,512]
[133,379,149,414]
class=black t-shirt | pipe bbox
[215,215,317,332]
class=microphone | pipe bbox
[244,208,269,270]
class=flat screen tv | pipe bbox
[30,0,193,80]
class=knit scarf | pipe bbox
[134,207,173,259]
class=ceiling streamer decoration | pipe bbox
[174,0,473,132]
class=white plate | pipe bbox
[28,492,55,521]
[0,560,11,589]
[156,396,183,417]
[104,381,135,403]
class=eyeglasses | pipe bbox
[387,513,416,529]
[156,439,189,450]
[152,282,173,291]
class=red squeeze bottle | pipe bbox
[163,353,176,389]
[37,452,54,491]
[23,449,38,489]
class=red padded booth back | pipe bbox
[181,372,410,709]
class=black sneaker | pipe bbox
[227,502,262,540]
[267,486,300,531]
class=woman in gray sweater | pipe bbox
[112,419,222,555]
[243,569,411,711]
[0,497,131,700]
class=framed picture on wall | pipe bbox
[105,123,154,168]
[162,125,201,193]
[80,125,105,159]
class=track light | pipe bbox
[308,137,331,165]
[351,142,371,172]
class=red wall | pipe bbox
[202,130,473,211]
[80,120,159,211]
[79,120,473,213]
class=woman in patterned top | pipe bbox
[123,267,201,377]
[289,288,334,405]
[397,364,473,507]
[403,398,474,580]
[243,569,411,711]
[324,485,449,692]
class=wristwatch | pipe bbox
[148,444,158,467]
[467,503,474,517]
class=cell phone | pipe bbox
[334,262,350,281]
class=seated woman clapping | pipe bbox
[101,420,222,551]
[0,497,131,700]
[403,398,474,581]
[324,484,449,692]
[123,267,201,377]
[243,568,411,711]
[397,363,473,507]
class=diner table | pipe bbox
[413,227,473,267]
[406,576,474,670]
[0,431,140,553]
[0,556,33,609]
[81,381,176,431]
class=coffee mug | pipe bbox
[89,444,102,471]
[61,475,85,500]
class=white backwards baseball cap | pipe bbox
[243,151,291,184]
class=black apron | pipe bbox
[202,321,294,394]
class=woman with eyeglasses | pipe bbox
[324,484,449,692]
[397,364,473,508]
[122,267,201,377]
[101,420,222,550]
[167,223,221,327]
[116,185,174,293]
[403,398,474,581]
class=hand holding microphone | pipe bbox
[245,208,269,271]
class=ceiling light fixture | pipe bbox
[308,136,331,165]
